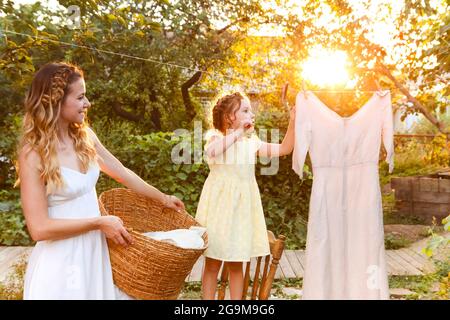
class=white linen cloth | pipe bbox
[142,226,207,249]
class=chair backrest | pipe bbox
[217,231,285,300]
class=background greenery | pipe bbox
[0,1,449,249]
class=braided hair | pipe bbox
[15,62,97,194]
[212,92,244,134]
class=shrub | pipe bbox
[0,190,33,246]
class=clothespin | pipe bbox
[375,79,381,91]
[375,79,388,96]
[281,82,290,112]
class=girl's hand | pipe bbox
[163,194,186,213]
[98,216,133,247]
[239,119,254,134]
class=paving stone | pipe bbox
[389,288,416,298]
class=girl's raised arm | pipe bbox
[258,106,296,158]
[205,127,246,159]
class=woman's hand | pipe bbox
[98,216,133,247]
[163,194,186,213]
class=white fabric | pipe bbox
[293,90,394,300]
[142,226,206,249]
[23,164,132,300]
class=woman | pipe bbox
[16,62,185,299]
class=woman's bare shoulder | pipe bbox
[18,144,41,169]
[85,126,100,145]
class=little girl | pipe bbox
[195,92,295,300]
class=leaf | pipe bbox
[117,16,127,26]
[106,14,117,22]
[176,172,188,180]
[174,192,183,200]
[0,202,13,212]
[443,215,450,231]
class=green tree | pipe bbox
[0,0,279,130]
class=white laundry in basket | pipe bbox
[142,226,206,249]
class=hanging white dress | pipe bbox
[24,163,131,300]
[293,90,394,300]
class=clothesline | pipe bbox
[1,29,273,92]
[1,29,446,95]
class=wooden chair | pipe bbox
[217,231,285,300]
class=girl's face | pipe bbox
[230,97,255,130]
[59,78,91,125]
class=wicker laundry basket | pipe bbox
[98,188,208,300]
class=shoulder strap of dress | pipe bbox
[375,90,390,97]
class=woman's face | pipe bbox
[230,97,255,130]
[60,78,91,125]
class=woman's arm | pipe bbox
[87,128,185,212]
[258,106,296,158]
[18,147,132,246]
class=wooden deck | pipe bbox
[0,246,435,283]
[185,247,435,282]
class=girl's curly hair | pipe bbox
[212,92,244,134]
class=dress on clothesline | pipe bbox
[292,90,394,300]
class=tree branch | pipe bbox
[181,71,202,122]
[217,17,250,34]
[376,65,449,137]
[112,103,144,122]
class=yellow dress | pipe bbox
[195,129,270,262]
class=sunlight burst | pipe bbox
[301,47,351,87]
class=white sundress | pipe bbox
[23,163,131,300]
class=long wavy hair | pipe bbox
[15,62,97,194]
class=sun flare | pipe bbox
[301,47,351,87]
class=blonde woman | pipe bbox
[16,62,185,299]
